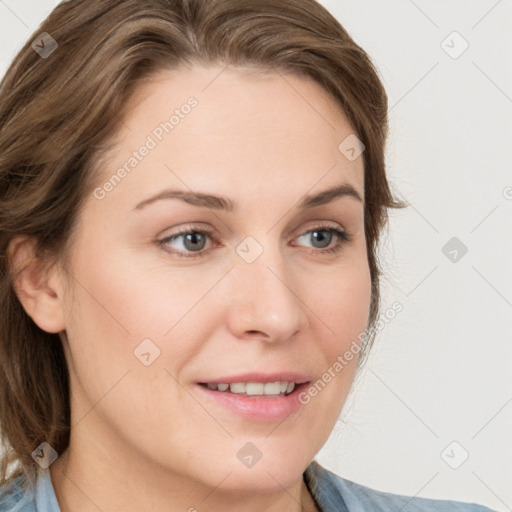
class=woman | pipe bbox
[0,0,497,510]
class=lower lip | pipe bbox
[194,383,310,422]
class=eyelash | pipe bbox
[157,223,352,259]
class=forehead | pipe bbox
[92,65,364,211]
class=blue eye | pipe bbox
[158,225,351,259]
[159,229,213,258]
[295,227,350,253]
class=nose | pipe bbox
[225,244,309,343]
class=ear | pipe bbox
[8,235,66,334]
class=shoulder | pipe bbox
[304,460,497,512]
[0,474,36,512]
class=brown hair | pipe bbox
[0,0,404,485]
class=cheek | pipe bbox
[61,240,218,445]
[62,235,231,381]
[299,260,371,428]
[316,255,372,349]
[280,237,371,432]
[68,241,200,333]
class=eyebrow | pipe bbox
[133,183,363,212]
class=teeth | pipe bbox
[245,383,264,395]
[203,381,297,396]
[264,382,282,395]
[229,383,246,394]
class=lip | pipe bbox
[195,381,311,422]
[195,371,312,385]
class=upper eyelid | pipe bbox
[161,218,346,236]
[160,221,345,240]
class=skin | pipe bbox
[12,64,371,511]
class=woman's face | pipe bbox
[54,65,370,494]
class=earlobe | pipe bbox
[8,235,66,334]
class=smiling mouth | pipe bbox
[197,381,309,397]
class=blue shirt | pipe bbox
[0,459,497,511]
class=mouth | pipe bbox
[194,373,313,422]
[197,380,309,397]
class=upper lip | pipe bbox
[197,372,312,385]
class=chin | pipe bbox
[207,463,306,493]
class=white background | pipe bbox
[1,1,511,511]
